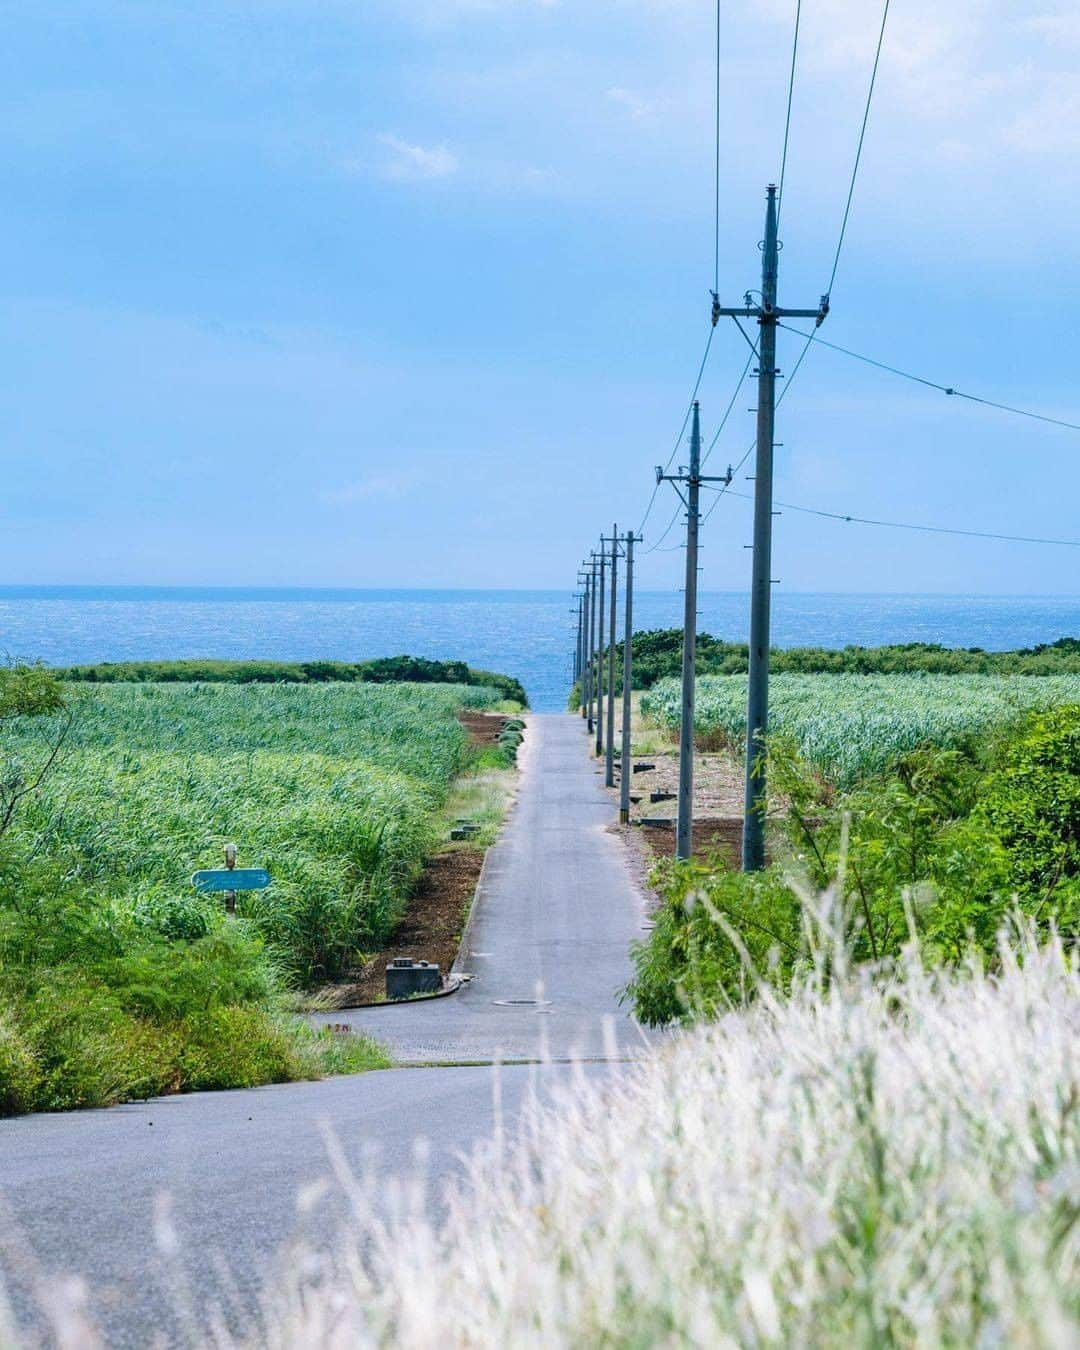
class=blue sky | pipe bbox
[1,0,1078,592]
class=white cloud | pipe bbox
[323,470,425,505]
[377,133,458,181]
[605,86,652,122]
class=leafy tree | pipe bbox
[0,665,71,843]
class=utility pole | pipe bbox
[604,525,620,788]
[581,565,592,726]
[595,543,606,758]
[713,183,829,871]
[656,403,731,861]
[571,594,583,687]
[619,529,641,826]
[576,571,589,714]
[576,594,583,684]
[586,558,598,732]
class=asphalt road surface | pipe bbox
[0,714,651,1345]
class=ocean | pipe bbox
[2,587,1079,714]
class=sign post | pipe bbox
[192,844,271,914]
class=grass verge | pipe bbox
[240,920,1078,1345]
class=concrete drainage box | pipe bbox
[386,958,441,999]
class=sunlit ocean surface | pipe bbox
[2,587,1080,713]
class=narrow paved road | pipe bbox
[0,714,651,1345]
[332,712,653,1062]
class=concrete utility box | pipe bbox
[386,958,441,999]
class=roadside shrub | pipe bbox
[0,1014,40,1115]
[629,708,1080,1024]
[289,1023,391,1077]
[90,927,279,1021]
[176,1006,305,1091]
[133,888,219,941]
[975,704,1080,930]
[14,981,179,1110]
[628,865,799,1025]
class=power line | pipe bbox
[700,336,808,528]
[826,0,891,299]
[777,323,1080,434]
[775,0,802,230]
[714,0,721,293]
[697,0,891,534]
[701,349,755,467]
[641,351,757,558]
[637,325,717,536]
[705,485,1080,548]
[641,501,684,555]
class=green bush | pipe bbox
[0,1013,40,1114]
[176,1005,305,1091]
[627,706,1080,1025]
[628,864,799,1025]
[13,980,179,1110]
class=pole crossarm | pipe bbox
[715,305,828,322]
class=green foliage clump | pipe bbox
[627,706,1080,1025]
[0,1014,40,1114]
[974,706,1080,931]
[0,663,65,720]
[0,912,388,1113]
[629,864,798,1026]
[58,656,528,707]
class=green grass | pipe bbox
[642,672,1080,786]
[10,682,498,979]
[0,678,501,1113]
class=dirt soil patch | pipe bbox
[638,818,744,868]
[458,710,514,745]
[312,847,485,1008]
[618,750,745,817]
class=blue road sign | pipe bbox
[192,867,271,894]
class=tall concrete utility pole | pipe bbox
[585,561,597,732]
[576,570,590,714]
[604,525,620,788]
[714,183,829,871]
[577,572,586,718]
[595,543,606,758]
[618,529,641,826]
[656,403,731,861]
[571,594,583,686]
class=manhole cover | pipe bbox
[493,998,553,1007]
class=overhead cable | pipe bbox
[705,486,1080,548]
[777,323,1080,433]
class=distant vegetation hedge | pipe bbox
[58,655,528,707]
[591,630,1080,695]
